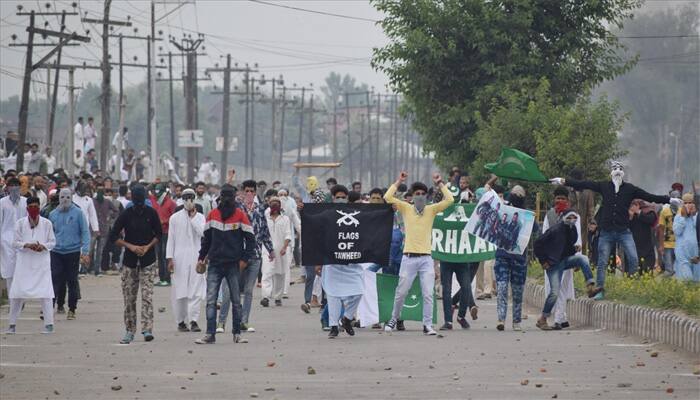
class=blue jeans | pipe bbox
[303,265,316,303]
[219,258,261,325]
[597,229,638,287]
[440,262,476,323]
[662,248,675,275]
[494,257,527,323]
[368,261,401,275]
[205,263,241,335]
[543,254,594,316]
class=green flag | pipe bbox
[376,273,437,324]
[485,148,548,183]
[432,204,496,263]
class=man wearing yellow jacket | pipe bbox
[383,171,453,335]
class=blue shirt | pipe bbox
[49,204,91,255]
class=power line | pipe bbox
[248,0,378,23]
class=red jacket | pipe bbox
[149,195,176,233]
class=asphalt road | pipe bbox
[1,269,698,400]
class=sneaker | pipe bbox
[536,319,552,331]
[586,283,603,298]
[216,323,225,333]
[178,322,190,332]
[384,318,397,332]
[67,310,76,320]
[561,321,570,329]
[396,320,406,331]
[512,322,522,332]
[439,322,453,331]
[496,321,505,331]
[246,326,256,333]
[260,298,270,307]
[154,280,171,287]
[274,299,282,307]
[6,325,16,335]
[423,325,437,336]
[143,331,155,341]
[328,326,339,339]
[282,294,289,299]
[119,332,134,344]
[300,303,311,314]
[41,324,54,334]
[239,322,249,332]
[234,334,248,343]
[552,323,563,331]
[195,334,215,344]
[457,317,470,329]
[341,317,355,336]
[352,320,361,328]
[593,292,604,301]
[470,306,479,320]
[190,321,201,332]
[56,306,65,314]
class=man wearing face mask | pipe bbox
[0,178,28,295]
[166,188,206,333]
[383,171,453,335]
[6,196,56,334]
[657,187,683,276]
[49,189,91,319]
[260,196,290,308]
[150,183,177,287]
[550,161,680,299]
[217,180,274,334]
[535,210,602,330]
[109,184,162,344]
[72,180,100,273]
[195,184,255,344]
[92,182,119,276]
[542,186,581,330]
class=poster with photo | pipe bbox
[464,190,535,255]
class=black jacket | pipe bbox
[534,222,578,267]
[566,179,669,232]
[108,205,163,268]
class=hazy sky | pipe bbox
[0,0,390,102]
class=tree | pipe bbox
[372,0,641,169]
[471,80,626,183]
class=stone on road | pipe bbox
[1,271,698,399]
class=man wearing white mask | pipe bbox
[550,161,681,299]
[260,196,291,308]
[277,188,300,296]
[6,196,56,334]
[0,178,27,294]
[167,188,207,333]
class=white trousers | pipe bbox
[544,268,575,323]
[391,255,435,327]
[312,273,323,298]
[283,263,290,295]
[328,294,362,327]
[171,295,203,324]
[9,298,53,326]
[5,277,13,295]
[262,272,285,301]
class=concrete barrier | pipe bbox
[524,280,700,354]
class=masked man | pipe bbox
[109,184,162,344]
[195,184,255,344]
[167,188,206,332]
[260,197,290,308]
[1,178,27,293]
[6,197,56,334]
[383,171,453,335]
[551,161,680,299]
[49,189,91,319]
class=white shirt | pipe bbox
[72,194,100,234]
[112,130,128,150]
[10,216,56,299]
[261,210,292,275]
[36,189,48,209]
[44,154,56,173]
[73,122,84,153]
[117,196,129,210]
[166,209,206,299]
[84,123,97,152]
[0,196,27,278]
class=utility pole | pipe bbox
[365,91,372,186]
[345,92,352,181]
[13,5,86,170]
[274,86,298,171]
[67,68,75,171]
[297,88,307,163]
[304,94,325,174]
[374,93,381,186]
[206,58,256,182]
[48,10,69,146]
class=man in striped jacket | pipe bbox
[195,184,255,345]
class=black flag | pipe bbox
[301,203,393,265]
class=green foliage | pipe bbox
[528,263,700,317]
[372,0,641,169]
[471,80,627,183]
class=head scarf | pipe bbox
[306,176,319,193]
[610,161,625,193]
[131,185,146,208]
[218,184,237,220]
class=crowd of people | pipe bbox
[0,155,697,342]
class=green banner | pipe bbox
[377,273,437,324]
[431,204,497,263]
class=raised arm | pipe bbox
[384,171,409,212]
[633,186,670,206]
[432,174,454,213]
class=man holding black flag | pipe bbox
[383,171,453,335]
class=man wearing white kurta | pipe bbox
[7,196,56,334]
[278,188,300,296]
[0,178,27,294]
[166,189,206,332]
[542,187,581,330]
[260,197,292,306]
[73,117,84,155]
